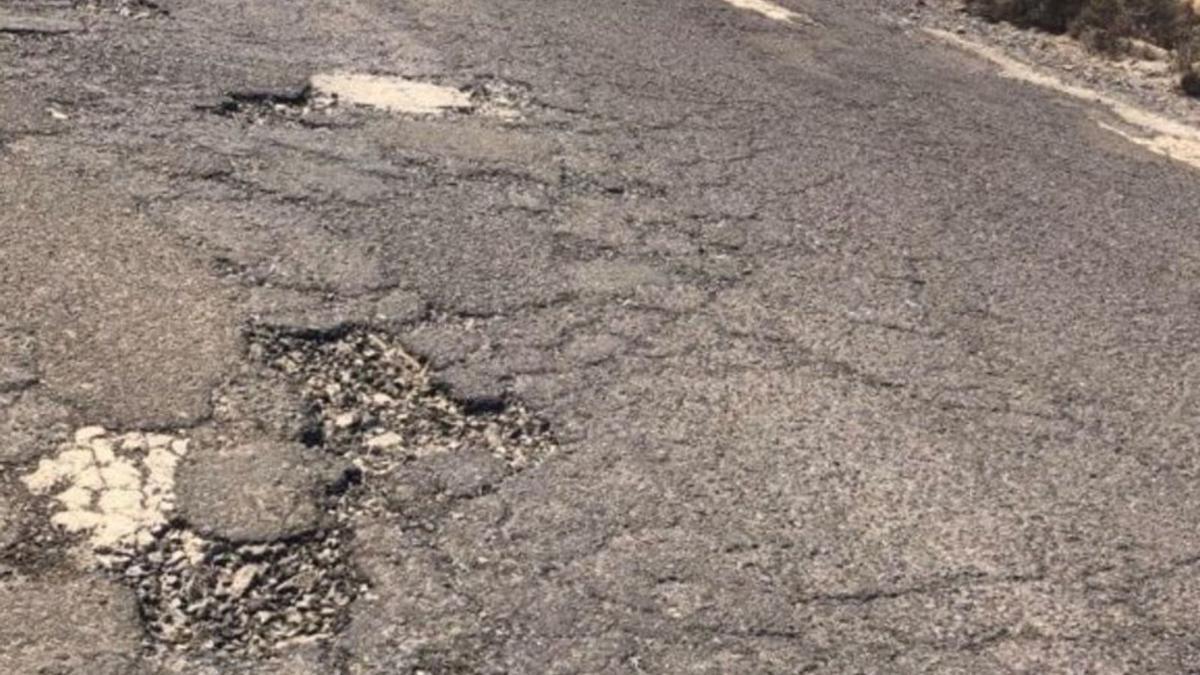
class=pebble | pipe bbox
[229,564,261,597]
[365,431,403,449]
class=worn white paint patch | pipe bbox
[310,72,473,115]
[722,0,812,24]
[926,28,1200,172]
[21,427,188,556]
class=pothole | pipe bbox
[309,73,522,119]
[204,85,336,127]
[14,325,556,661]
[18,423,361,658]
[310,73,472,116]
[126,527,358,655]
[249,325,557,482]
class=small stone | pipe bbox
[334,412,357,428]
[99,461,141,490]
[74,465,104,490]
[365,432,403,449]
[229,564,261,598]
[55,486,94,510]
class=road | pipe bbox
[3,0,1200,672]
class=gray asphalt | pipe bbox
[4,0,1200,672]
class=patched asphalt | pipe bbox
[5,0,1200,672]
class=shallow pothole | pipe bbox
[122,527,360,656]
[309,73,524,119]
[249,325,557,480]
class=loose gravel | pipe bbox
[121,527,360,656]
[250,325,557,479]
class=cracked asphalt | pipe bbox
[5,0,1200,672]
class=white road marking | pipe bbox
[21,427,188,558]
[722,0,813,24]
[926,28,1200,172]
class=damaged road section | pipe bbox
[309,73,523,118]
[204,74,526,126]
[18,425,361,657]
[127,527,358,655]
[15,324,557,663]
[250,325,557,480]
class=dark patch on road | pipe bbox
[198,83,337,128]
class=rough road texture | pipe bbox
[5,0,1200,672]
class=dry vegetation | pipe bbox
[966,0,1200,94]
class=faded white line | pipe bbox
[22,426,189,559]
[722,0,813,24]
[926,28,1200,172]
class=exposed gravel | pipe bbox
[119,527,360,656]
[250,326,557,480]
[8,324,558,664]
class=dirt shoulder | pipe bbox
[900,1,1200,134]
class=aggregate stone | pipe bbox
[0,575,145,674]
[127,527,358,654]
[175,440,350,542]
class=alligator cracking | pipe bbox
[17,324,557,662]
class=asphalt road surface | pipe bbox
[4,0,1200,672]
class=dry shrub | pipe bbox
[967,0,1195,49]
[1073,0,1194,52]
[964,0,1087,32]
[967,0,1200,94]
